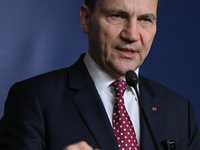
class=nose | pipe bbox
[120,20,140,42]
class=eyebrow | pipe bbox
[140,14,157,21]
[102,8,157,20]
[102,8,129,15]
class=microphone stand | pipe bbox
[135,88,160,150]
[125,70,160,150]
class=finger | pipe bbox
[63,141,93,150]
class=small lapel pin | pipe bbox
[152,107,157,111]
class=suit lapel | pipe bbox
[68,54,119,150]
[139,75,162,150]
[67,55,162,149]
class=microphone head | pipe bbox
[125,70,138,89]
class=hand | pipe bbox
[63,141,101,150]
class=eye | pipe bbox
[111,14,122,19]
[138,17,155,28]
[141,18,151,23]
[107,14,126,25]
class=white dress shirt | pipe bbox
[83,52,140,146]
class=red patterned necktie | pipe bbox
[111,80,139,150]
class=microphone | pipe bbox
[125,70,138,89]
[125,70,160,150]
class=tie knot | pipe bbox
[111,80,127,97]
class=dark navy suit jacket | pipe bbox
[0,54,200,150]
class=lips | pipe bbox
[116,47,136,53]
[115,47,138,58]
[119,49,134,54]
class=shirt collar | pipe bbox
[83,52,139,92]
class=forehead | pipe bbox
[96,0,157,15]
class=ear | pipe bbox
[80,4,91,34]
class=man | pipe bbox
[0,0,199,150]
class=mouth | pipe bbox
[118,49,135,54]
[116,47,137,53]
[115,47,138,58]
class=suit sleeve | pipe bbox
[188,100,200,150]
[0,82,45,150]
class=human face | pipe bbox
[81,0,157,80]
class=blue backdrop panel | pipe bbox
[0,0,199,129]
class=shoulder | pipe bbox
[9,67,70,95]
[139,75,188,104]
[17,53,86,89]
[9,53,88,97]
[22,67,69,86]
[7,68,70,101]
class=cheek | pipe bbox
[100,24,122,45]
[142,29,156,51]
[139,31,156,63]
